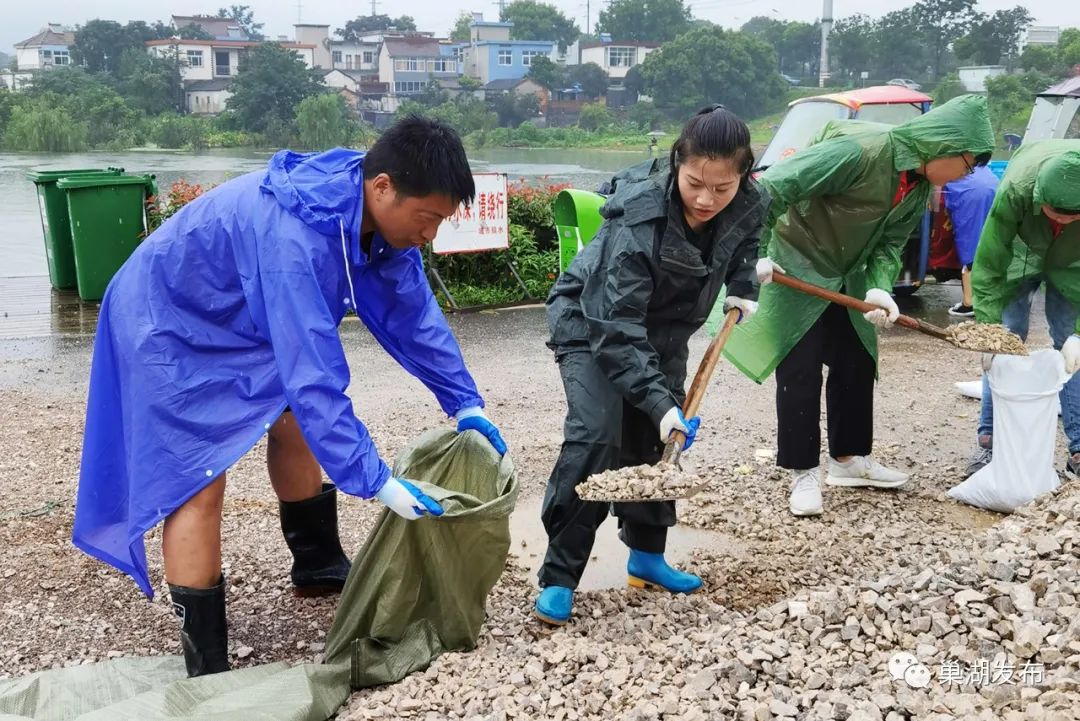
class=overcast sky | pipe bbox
[3,1,1077,55]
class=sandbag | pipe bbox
[0,429,514,719]
[324,429,517,688]
[948,350,1069,512]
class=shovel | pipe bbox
[661,307,741,468]
[575,308,741,503]
[771,272,1027,355]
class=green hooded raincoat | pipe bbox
[971,140,1080,330]
[724,94,995,382]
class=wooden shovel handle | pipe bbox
[664,307,741,459]
[771,272,949,341]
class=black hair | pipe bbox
[974,152,991,167]
[669,104,755,189]
[363,114,476,205]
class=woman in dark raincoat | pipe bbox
[535,106,769,625]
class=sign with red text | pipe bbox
[433,173,510,255]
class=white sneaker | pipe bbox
[789,469,823,517]
[826,456,909,488]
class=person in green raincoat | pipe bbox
[724,94,995,518]
[967,140,1080,478]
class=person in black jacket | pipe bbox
[535,105,769,625]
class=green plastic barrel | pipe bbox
[554,189,607,272]
[56,174,158,301]
[27,168,125,290]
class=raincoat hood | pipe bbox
[261,148,365,243]
[971,140,1080,332]
[889,94,995,171]
[1035,150,1080,210]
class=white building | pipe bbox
[147,37,315,115]
[295,24,332,69]
[14,24,75,71]
[958,65,1007,93]
[147,38,316,82]
[1023,26,1061,49]
[578,40,659,80]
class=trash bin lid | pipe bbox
[56,174,155,190]
[27,168,124,183]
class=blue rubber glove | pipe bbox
[375,477,444,520]
[455,406,508,455]
[659,407,701,451]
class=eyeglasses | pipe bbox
[961,154,975,176]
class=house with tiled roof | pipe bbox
[377,34,461,109]
[14,24,75,71]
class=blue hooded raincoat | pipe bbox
[73,149,484,598]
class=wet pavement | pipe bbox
[0,272,968,344]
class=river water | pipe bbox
[0,147,646,279]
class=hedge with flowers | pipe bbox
[146,178,568,308]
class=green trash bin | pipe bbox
[56,174,158,302]
[554,189,607,273]
[28,168,125,290]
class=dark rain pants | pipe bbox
[538,351,676,590]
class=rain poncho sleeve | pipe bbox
[972,191,1026,326]
[581,224,676,425]
[866,193,925,291]
[758,139,866,258]
[352,247,483,417]
[258,235,393,498]
[973,142,1080,333]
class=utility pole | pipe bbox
[297,0,303,24]
[818,0,833,88]
[586,0,591,36]
[493,0,507,16]
[370,0,380,17]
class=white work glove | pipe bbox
[755,257,784,285]
[723,296,758,324]
[375,477,444,521]
[1063,335,1080,374]
[659,406,700,451]
[863,288,900,329]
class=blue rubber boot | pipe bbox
[627,550,702,594]
[534,586,573,625]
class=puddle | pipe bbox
[509,493,744,592]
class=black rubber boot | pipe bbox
[168,575,230,677]
[279,482,351,597]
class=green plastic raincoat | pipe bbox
[971,140,1080,330]
[725,94,995,382]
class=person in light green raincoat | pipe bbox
[724,94,995,518]
[966,140,1080,479]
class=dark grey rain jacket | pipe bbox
[546,158,769,426]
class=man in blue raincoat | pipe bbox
[73,115,508,677]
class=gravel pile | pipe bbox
[337,483,1080,721]
[3,303,1077,720]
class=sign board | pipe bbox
[432,173,510,255]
